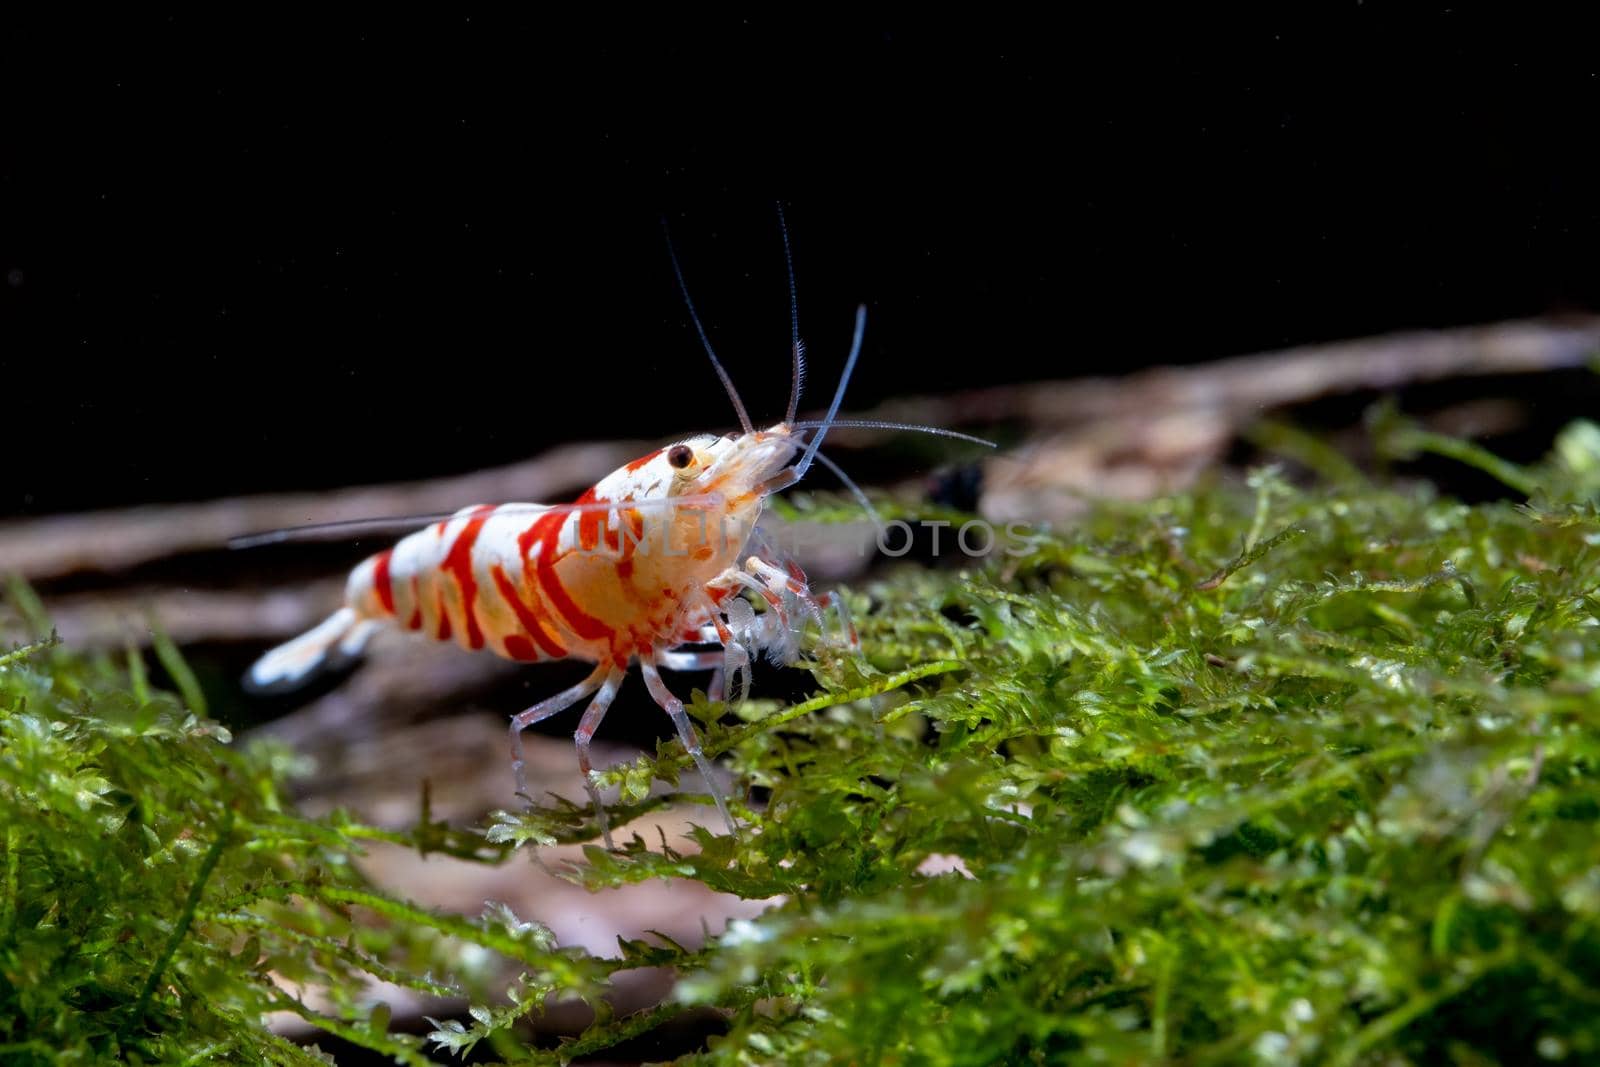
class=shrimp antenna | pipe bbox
[789,418,998,449]
[229,494,726,549]
[662,216,754,435]
[794,304,867,480]
[778,201,806,424]
[810,449,886,535]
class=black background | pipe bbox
[4,10,1598,518]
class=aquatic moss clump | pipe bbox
[0,594,616,1065]
[5,416,1600,1064]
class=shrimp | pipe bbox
[245,214,992,847]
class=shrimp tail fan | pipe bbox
[245,607,378,693]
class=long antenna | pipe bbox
[794,305,867,480]
[228,493,726,549]
[778,202,806,424]
[810,449,886,534]
[788,418,997,449]
[662,216,754,435]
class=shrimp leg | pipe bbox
[739,555,860,654]
[573,667,628,849]
[658,648,731,704]
[509,661,609,802]
[642,649,738,837]
[745,557,827,634]
[657,649,727,672]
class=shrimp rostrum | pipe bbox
[246,221,991,848]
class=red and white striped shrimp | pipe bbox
[246,215,991,847]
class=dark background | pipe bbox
[4,10,1598,518]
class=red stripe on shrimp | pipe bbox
[439,504,495,650]
[572,488,604,553]
[502,635,541,662]
[490,564,567,659]
[540,548,612,641]
[570,489,633,556]
[517,511,557,567]
[372,550,396,615]
[618,507,645,560]
[435,590,452,641]
[625,448,662,473]
[521,508,614,642]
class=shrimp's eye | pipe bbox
[668,444,695,470]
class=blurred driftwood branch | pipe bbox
[0,441,648,582]
[846,315,1600,431]
[840,316,1600,521]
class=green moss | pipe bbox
[7,415,1600,1064]
[0,607,595,1064]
